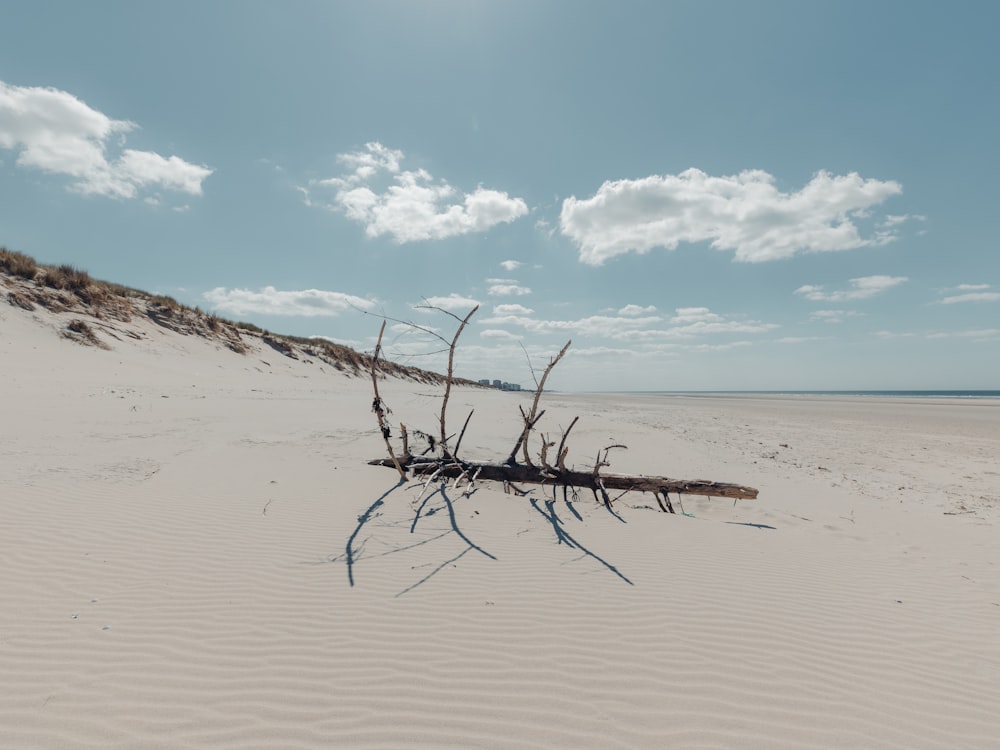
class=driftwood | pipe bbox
[368,457,758,500]
[366,306,759,513]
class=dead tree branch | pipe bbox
[370,320,406,478]
[511,340,571,466]
[364,307,759,512]
[368,456,759,501]
[437,305,479,458]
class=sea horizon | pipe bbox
[604,389,1000,399]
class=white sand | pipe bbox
[2,301,999,749]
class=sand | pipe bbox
[2,300,999,749]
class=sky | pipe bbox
[1,0,998,391]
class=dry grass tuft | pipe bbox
[62,319,110,349]
[7,290,35,311]
[40,264,92,292]
[0,247,39,279]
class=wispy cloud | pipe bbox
[560,168,902,265]
[936,283,999,304]
[304,142,528,242]
[499,259,522,271]
[926,329,1000,341]
[0,80,212,199]
[879,213,925,228]
[774,336,824,344]
[809,309,864,323]
[873,330,917,339]
[691,340,753,352]
[480,306,775,341]
[203,287,374,317]
[795,275,908,302]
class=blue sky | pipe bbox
[2,0,998,391]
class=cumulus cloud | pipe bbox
[493,303,534,315]
[559,168,903,265]
[670,307,722,324]
[480,329,522,340]
[937,283,999,304]
[304,141,528,242]
[488,283,531,296]
[618,304,657,316]
[0,80,212,199]
[203,287,375,317]
[420,294,481,312]
[500,259,523,271]
[795,275,908,302]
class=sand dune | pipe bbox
[2,295,999,749]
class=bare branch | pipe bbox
[508,340,570,467]
[555,416,580,472]
[453,409,475,460]
[370,320,405,478]
[438,305,479,457]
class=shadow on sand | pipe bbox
[339,478,634,594]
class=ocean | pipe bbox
[652,390,1000,399]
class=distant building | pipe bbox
[482,378,523,392]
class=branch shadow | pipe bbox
[343,479,634,594]
[344,477,407,587]
[530,498,633,585]
[726,521,777,530]
[395,483,498,595]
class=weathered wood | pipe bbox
[368,457,758,500]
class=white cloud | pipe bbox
[203,287,375,317]
[618,304,657,316]
[493,303,534,315]
[0,80,212,199]
[879,213,925,228]
[420,294,481,312]
[480,306,774,341]
[691,341,753,352]
[480,329,522,340]
[500,259,523,271]
[488,283,532,296]
[670,307,722,324]
[809,309,863,323]
[795,275,908,302]
[559,168,903,265]
[306,142,528,242]
[926,329,1000,340]
[937,284,999,304]
[873,330,917,339]
[939,292,1000,304]
[774,336,823,344]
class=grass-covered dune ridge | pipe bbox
[0,246,463,385]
